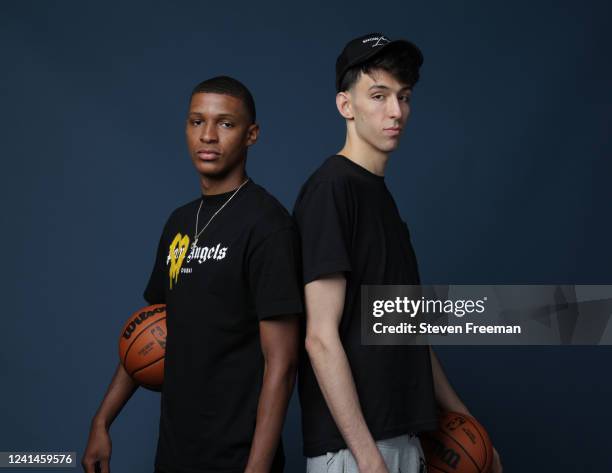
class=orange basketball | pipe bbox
[118,304,167,391]
[420,412,493,473]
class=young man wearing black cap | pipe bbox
[82,76,303,473]
[293,34,502,473]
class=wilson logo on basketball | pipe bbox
[421,412,493,473]
[430,438,460,469]
[446,417,466,431]
[123,306,166,340]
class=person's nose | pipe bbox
[200,122,218,143]
[387,96,403,120]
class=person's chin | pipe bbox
[194,160,226,177]
[378,140,401,153]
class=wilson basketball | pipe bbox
[118,304,167,391]
[420,412,493,473]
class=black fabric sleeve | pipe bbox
[143,223,168,305]
[293,179,353,284]
[248,226,304,320]
[402,220,421,285]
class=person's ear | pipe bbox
[336,91,354,120]
[246,123,259,146]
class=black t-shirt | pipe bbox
[293,155,438,457]
[144,180,303,473]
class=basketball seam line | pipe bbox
[471,420,490,469]
[428,465,451,473]
[122,316,166,367]
[131,354,165,377]
[438,429,481,473]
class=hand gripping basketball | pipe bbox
[420,411,494,473]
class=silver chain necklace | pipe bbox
[193,178,250,248]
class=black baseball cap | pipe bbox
[335,32,424,92]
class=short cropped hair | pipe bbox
[191,76,256,124]
[338,45,421,92]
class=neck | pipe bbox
[199,167,248,195]
[337,132,388,176]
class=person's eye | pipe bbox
[220,121,234,128]
[372,94,384,101]
[399,95,412,103]
[190,119,202,126]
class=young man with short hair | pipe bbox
[293,33,502,473]
[82,76,303,473]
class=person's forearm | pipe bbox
[91,362,139,429]
[243,360,296,473]
[306,334,384,472]
[429,347,470,415]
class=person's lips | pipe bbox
[196,149,221,161]
[383,126,402,137]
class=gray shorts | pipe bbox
[306,434,427,473]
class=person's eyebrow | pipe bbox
[368,84,390,91]
[187,112,238,119]
[368,84,412,93]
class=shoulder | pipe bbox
[157,197,200,234]
[246,182,292,220]
[169,197,201,217]
[302,155,353,187]
[297,156,353,197]
[244,181,295,239]
[294,156,355,212]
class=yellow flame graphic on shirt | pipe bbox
[169,233,190,289]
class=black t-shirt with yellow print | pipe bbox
[144,179,303,473]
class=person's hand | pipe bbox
[490,446,502,473]
[81,422,112,473]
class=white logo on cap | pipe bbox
[362,35,390,48]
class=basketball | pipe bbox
[420,411,493,473]
[118,304,167,391]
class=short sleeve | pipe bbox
[293,179,352,284]
[143,224,168,305]
[248,226,304,320]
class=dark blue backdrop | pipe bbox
[2,1,611,471]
